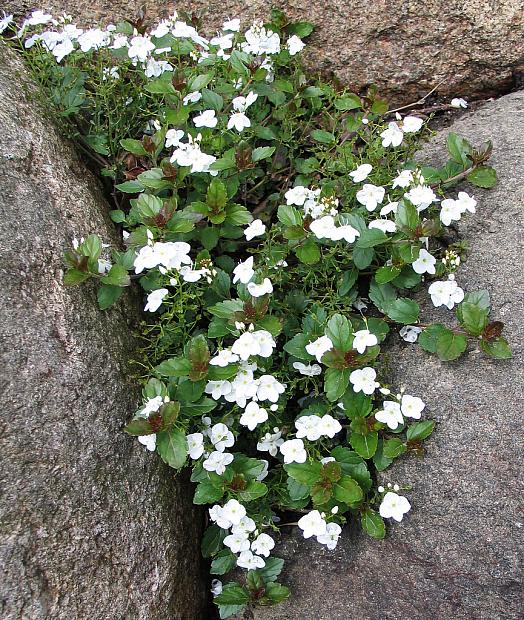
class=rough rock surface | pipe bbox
[0,44,207,620]
[248,92,524,619]
[4,0,524,103]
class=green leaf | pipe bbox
[145,77,177,95]
[188,72,213,91]
[384,298,420,324]
[64,268,91,285]
[200,226,220,250]
[418,323,449,353]
[277,204,303,227]
[156,428,187,469]
[352,246,374,269]
[350,431,378,459]
[284,461,322,486]
[407,420,435,441]
[230,50,250,76]
[194,480,224,504]
[295,239,320,265]
[97,284,124,309]
[375,265,401,284]
[155,357,192,377]
[325,368,350,402]
[395,200,419,232]
[237,480,268,502]
[355,229,389,248]
[480,336,512,359]
[361,508,386,539]
[326,314,352,352]
[447,132,471,166]
[311,129,334,144]
[210,549,237,575]
[214,584,250,606]
[287,21,314,37]
[436,331,468,361]
[259,557,284,582]
[283,333,313,360]
[124,418,153,436]
[467,166,497,188]
[383,438,407,458]
[458,301,489,336]
[202,88,224,111]
[201,524,227,557]
[334,94,361,110]
[207,178,228,211]
[333,475,363,506]
[120,138,147,155]
[339,390,372,418]
[264,582,290,604]
[225,203,253,226]
[252,146,275,162]
[368,281,397,312]
[101,264,130,287]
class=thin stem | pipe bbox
[386,80,446,116]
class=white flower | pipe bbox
[412,248,437,275]
[0,13,13,34]
[205,379,232,400]
[350,367,379,395]
[381,122,403,148]
[144,288,168,312]
[375,400,404,430]
[210,32,234,50]
[309,215,337,239]
[144,58,172,78]
[440,198,463,226]
[256,459,269,481]
[240,401,269,430]
[170,139,217,175]
[319,414,342,438]
[224,533,250,553]
[127,35,154,61]
[280,438,307,464]
[244,219,266,240]
[247,278,273,297]
[165,129,184,148]
[203,451,234,475]
[298,510,327,538]
[379,491,411,522]
[257,429,284,456]
[317,522,342,550]
[210,349,239,367]
[401,394,425,419]
[295,415,323,441]
[211,579,223,597]
[209,504,233,529]
[287,35,305,55]
[138,434,157,451]
[231,516,257,535]
[52,38,75,62]
[233,256,255,284]
[380,201,398,216]
[237,550,266,569]
[187,433,205,459]
[428,279,464,309]
[306,335,333,363]
[228,112,251,132]
[285,185,311,206]
[210,423,235,452]
[232,91,258,112]
[456,191,477,214]
[368,219,397,233]
[293,362,322,376]
[405,185,437,212]
[222,499,247,525]
[392,170,413,189]
[251,533,275,557]
[402,115,424,133]
[356,184,385,211]
[256,375,285,402]
[399,325,422,343]
[451,97,468,109]
[353,329,378,354]
[224,532,250,553]
[183,91,202,105]
[223,18,241,32]
[193,109,218,128]
[349,163,372,183]
[242,22,281,55]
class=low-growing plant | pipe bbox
[3,8,511,618]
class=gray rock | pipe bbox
[249,92,524,619]
[3,0,524,104]
[0,44,207,619]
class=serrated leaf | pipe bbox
[384,298,420,324]
[252,146,276,162]
[350,431,378,459]
[284,461,322,486]
[361,508,385,539]
[467,166,497,188]
[406,420,435,441]
[436,331,467,361]
[156,428,187,469]
[333,475,363,506]
[325,368,350,402]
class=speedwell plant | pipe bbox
[3,8,510,618]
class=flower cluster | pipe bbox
[8,7,509,617]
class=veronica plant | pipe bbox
[3,8,510,618]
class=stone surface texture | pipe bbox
[0,44,207,620]
[248,92,524,619]
[4,1,524,103]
